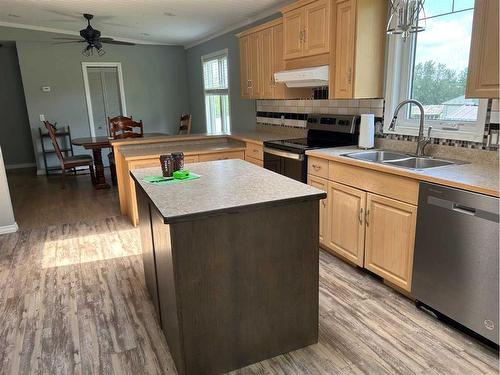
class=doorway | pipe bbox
[82,62,127,137]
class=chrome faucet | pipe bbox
[388,99,432,157]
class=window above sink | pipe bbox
[383,0,488,143]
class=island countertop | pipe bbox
[131,159,326,223]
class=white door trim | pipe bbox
[81,62,127,137]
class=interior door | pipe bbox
[283,8,304,60]
[333,0,355,98]
[364,193,417,291]
[86,66,124,137]
[326,181,366,266]
[303,0,330,57]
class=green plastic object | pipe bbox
[143,172,201,185]
[173,170,190,180]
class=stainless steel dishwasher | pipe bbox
[412,182,499,345]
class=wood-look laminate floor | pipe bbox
[0,213,497,375]
[6,168,120,230]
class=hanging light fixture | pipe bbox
[387,0,426,41]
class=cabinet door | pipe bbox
[364,193,417,291]
[303,0,330,57]
[326,181,366,266]
[307,175,328,246]
[239,36,251,98]
[333,0,355,98]
[260,27,275,99]
[283,8,304,60]
[249,32,262,98]
[465,0,499,98]
[273,23,287,99]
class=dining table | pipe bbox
[72,133,167,190]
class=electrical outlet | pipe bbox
[39,114,45,122]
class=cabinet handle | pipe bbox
[321,200,326,208]
[302,28,307,43]
[358,208,363,225]
[312,164,321,170]
[247,80,252,88]
[347,67,352,84]
[365,209,370,226]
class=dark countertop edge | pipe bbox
[131,172,326,225]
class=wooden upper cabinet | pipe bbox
[283,8,304,60]
[261,27,275,99]
[364,193,417,291]
[273,23,287,99]
[325,181,366,266]
[239,36,251,99]
[466,0,500,98]
[303,0,330,56]
[249,32,261,98]
[333,0,355,98]
[330,0,386,99]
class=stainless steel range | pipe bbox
[263,115,359,182]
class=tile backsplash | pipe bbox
[256,98,500,152]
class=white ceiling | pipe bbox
[0,0,291,47]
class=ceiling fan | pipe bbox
[53,13,135,56]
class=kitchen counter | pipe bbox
[133,159,324,374]
[131,159,325,223]
[306,146,500,197]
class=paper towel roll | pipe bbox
[358,114,375,149]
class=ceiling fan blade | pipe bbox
[100,39,135,46]
[52,37,83,41]
[52,41,82,45]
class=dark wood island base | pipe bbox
[137,187,319,374]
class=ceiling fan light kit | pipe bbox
[52,13,135,56]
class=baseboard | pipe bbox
[0,223,19,235]
[5,163,36,170]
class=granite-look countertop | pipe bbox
[131,159,326,223]
[306,147,500,197]
[121,139,246,160]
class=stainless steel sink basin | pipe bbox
[342,150,464,170]
[344,150,411,162]
[383,157,456,169]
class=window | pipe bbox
[384,0,487,142]
[202,50,230,133]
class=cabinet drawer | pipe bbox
[198,151,245,162]
[129,158,159,170]
[308,157,329,179]
[245,156,264,167]
[245,143,264,160]
[329,162,419,205]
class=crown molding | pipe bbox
[0,21,175,46]
[184,0,294,49]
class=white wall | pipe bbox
[0,147,18,234]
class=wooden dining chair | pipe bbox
[178,114,192,135]
[107,116,144,185]
[43,121,96,189]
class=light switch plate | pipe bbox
[41,86,51,92]
[39,114,45,121]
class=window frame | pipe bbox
[383,6,487,143]
[201,49,231,133]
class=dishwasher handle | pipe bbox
[428,195,499,223]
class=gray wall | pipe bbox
[186,14,279,134]
[0,42,35,167]
[0,26,190,171]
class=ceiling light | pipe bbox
[164,12,176,17]
[386,0,426,42]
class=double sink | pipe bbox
[343,150,464,170]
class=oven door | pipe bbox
[263,147,306,183]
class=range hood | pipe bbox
[274,65,329,88]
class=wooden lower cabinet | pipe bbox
[307,175,328,245]
[325,181,365,266]
[198,151,245,162]
[364,193,417,291]
[245,156,264,167]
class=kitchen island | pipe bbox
[131,159,325,375]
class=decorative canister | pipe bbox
[159,154,175,177]
[172,152,184,172]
